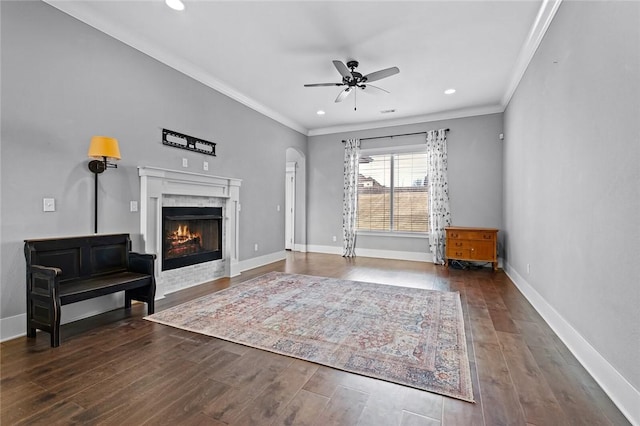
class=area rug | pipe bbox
[145,271,474,402]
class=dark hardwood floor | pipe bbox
[0,252,630,425]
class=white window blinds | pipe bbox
[357,151,428,233]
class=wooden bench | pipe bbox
[24,234,156,347]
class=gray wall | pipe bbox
[308,113,504,255]
[0,1,306,321]
[503,1,640,392]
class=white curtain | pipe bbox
[426,129,451,264]
[342,138,360,257]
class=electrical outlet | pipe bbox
[203,161,209,171]
[254,243,258,251]
[182,158,188,168]
[43,198,55,212]
[332,235,337,242]
[277,205,280,212]
[130,201,138,212]
[526,263,531,274]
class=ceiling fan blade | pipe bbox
[363,66,399,83]
[333,60,352,80]
[359,84,390,94]
[304,83,343,87]
[335,87,352,103]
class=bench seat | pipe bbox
[59,271,153,304]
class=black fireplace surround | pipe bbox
[162,206,222,271]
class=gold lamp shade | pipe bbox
[88,136,121,160]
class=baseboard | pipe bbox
[356,247,432,262]
[1,313,26,342]
[504,262,639,426]
[293,244,307,253]
[307,244,433,263]
[238,250,286,273]
[306,245,342,255]
[0,295,123,343]
[0,253,285,343]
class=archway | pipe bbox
[285,147,306,251]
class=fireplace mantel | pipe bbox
[138,167,241,297]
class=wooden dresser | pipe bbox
[445,226,499,270]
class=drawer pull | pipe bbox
[455,251,464,256]
[483,234,493,239]
[451,233,459,238]
[455,242,463,247]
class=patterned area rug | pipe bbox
[145,272,474,402]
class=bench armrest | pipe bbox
[29,265,62,298]
[27,265,63,346]
[128,252,156,275]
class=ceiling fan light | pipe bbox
[165,0,185,11]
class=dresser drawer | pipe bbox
[446,246,470,260]
[447,239,473,250]
[447,230,495,241]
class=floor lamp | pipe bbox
[87,136,121,234]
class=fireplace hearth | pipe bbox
[162,206,222,271]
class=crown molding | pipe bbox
[43,1,309,136]
[305,0,564,139]
[44,0,560,138]
[501,0,563,108]
[307,104,504,137]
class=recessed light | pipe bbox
[165,0,185,11]
[444,88,456,95]
[317,110,326,115]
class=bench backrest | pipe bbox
[24,234,132,282]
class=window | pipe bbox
[357,150,428,233]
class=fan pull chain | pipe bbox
[354,88,357,111]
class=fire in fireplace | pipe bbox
[162,206,223,271]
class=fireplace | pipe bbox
[139,167,241,296]
[162,206,223,271]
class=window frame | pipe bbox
[356,144,429,237]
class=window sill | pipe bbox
[357,230,429,239]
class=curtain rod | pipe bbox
[342,128,449,143]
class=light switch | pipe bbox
[203,161,209,171]
[182,158,188,168]
[130,201,138,212]
[43,198,55,212]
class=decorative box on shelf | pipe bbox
[445,226,499,271]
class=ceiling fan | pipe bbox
[304,60,399,108]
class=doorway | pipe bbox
[285,162,296,250]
